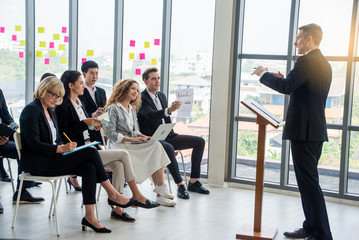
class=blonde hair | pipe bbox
[105,79,141,111]
[33,76,65,105]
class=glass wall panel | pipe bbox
[35,0,68,88]
[239,59,287,119]
[78,0,114,98]
[0,0,26,110]
[122,0,162,87]
[288,130,342,192]
[235,121,282,183]
[351,62,359,125]
[348,131,359,195]
[242,0,291,55]
[168,0,215,175]
[298,0,353,56]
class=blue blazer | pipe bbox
[20,99,63,174]
[137,90,176,138]
[260,49,332,141]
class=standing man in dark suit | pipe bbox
[79,60,106,142]
[252,24,332,240]
[0,89,44,213]
[138,67,210,200]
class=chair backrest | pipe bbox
[10,106,23,122]
[13,132,22,159]
[99,128,107,149]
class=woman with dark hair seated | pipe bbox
[20,76,136,233]
[56,70,159,221]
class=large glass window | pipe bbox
[122,0,162,87]
[78,0,114,98]
[242,0,291,55]
[168,0,215,175]
[348,131,359,195]
[0,0,26,110]
[35,0,68,87]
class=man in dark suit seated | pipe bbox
[138,67,210,200]
[0,89,44,213]
[78,60,106,143]
[252,24,333,240]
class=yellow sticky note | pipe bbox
[38,27,44,33]
[60,58,67,64]
[87,50,94,56]
[129,53,134,59]
[20,40,26,46]
[49,50,56,57]
[15,25,21,31]
[36,51,43,57]
[39,41,46,48]
[59,44,65,50]
[53,34,60,40]
[144,42,150,48]
[151,58,157,65]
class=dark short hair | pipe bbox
[299,23,323,46]
[40,72,56,81]
[81,60,99,73]
[60,70,82,101]
[142,67,158,81]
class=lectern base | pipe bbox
[236,224,278,240]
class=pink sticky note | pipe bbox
[49,42,54,48]
[81,58,87,64]
[139,53,145,60]
[19,52,24,58]
[64,36,69,42]
[45,58,50,64]
[135,69,141,75]
[12,35,17,41]
[154,39,160,45]
[62,27,67,33]
[130,40,135,47]
[0,27,4,33]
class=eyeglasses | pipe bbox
[47,90,61,100]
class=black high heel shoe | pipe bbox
[81,217,111,233]
[108,198,137,208]
[67,178,82,191]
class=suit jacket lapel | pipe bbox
[84,88,98,109]
[144,90,158,110]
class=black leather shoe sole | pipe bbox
[177,192,190,199]
[132,199,160,209]
[111,210,135,222]
[0,177,11,182]
[283,228,310,238]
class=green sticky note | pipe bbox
[15,25,21,31]
[87,50,94,56]
[49,51,56,57]
[59,44,65,50]
[38,27,44,33]
[60,58,67,64]
[53,34,60,40]
[20,40,26,46]
[39,41,46,48]
[36,51,43,57]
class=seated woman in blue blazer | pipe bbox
[20,76,136,233]
[55,70,159,220]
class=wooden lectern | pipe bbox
[236,99,284,240]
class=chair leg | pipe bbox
[96,184,102,202]
[179,151,188,188]
[6,158,15,193]
[49,180,58,218]
[49,181,60,236]
[12,172,25,228]
[65,177,69,193]
[167,171,172,194]
[51,179,63,217]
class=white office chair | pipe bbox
[11,132,74,236]
[0,156,15,193]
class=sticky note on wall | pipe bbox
[12,35,17,41]
[62,27,67,33]
[151,59,157,65]
[45,58,50,64]
[64,36,69,42]
[49,42,54,48]
[60,58,67,64]
[39,41,46,48]
[53,34,60,40]
[0,27,5,33]
[49,51,56,57]
[135,69,141,75]
[130,40,135,47]
[36,51,43,57]
[59,44,65,50]
[15,25,21,31]
[19,52,24,58]
[82,58,87,64]
[129,53,134,59]
[154,39,160,45]
[20,40,26,46]
[38,27,44,33]
[144,42,150,48]
[139,53,145,60]
[87,50,94,56]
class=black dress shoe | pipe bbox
[132,198,160,209]
[108,198,137,208]
[283,228,310,238]
[0,202,3,214]
[111,210,135,222]
[177,184,190,199]
[187,181,210,194]
[0,171,11,182]
[81,217,111,233]
[67,178,82,191]
[12,190,45,204]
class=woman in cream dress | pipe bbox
[105,79,176,206]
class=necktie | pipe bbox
[154,95,162,110]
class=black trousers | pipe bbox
[291,140,333,240]
[160,134,205,184]
[30,147,108,205]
